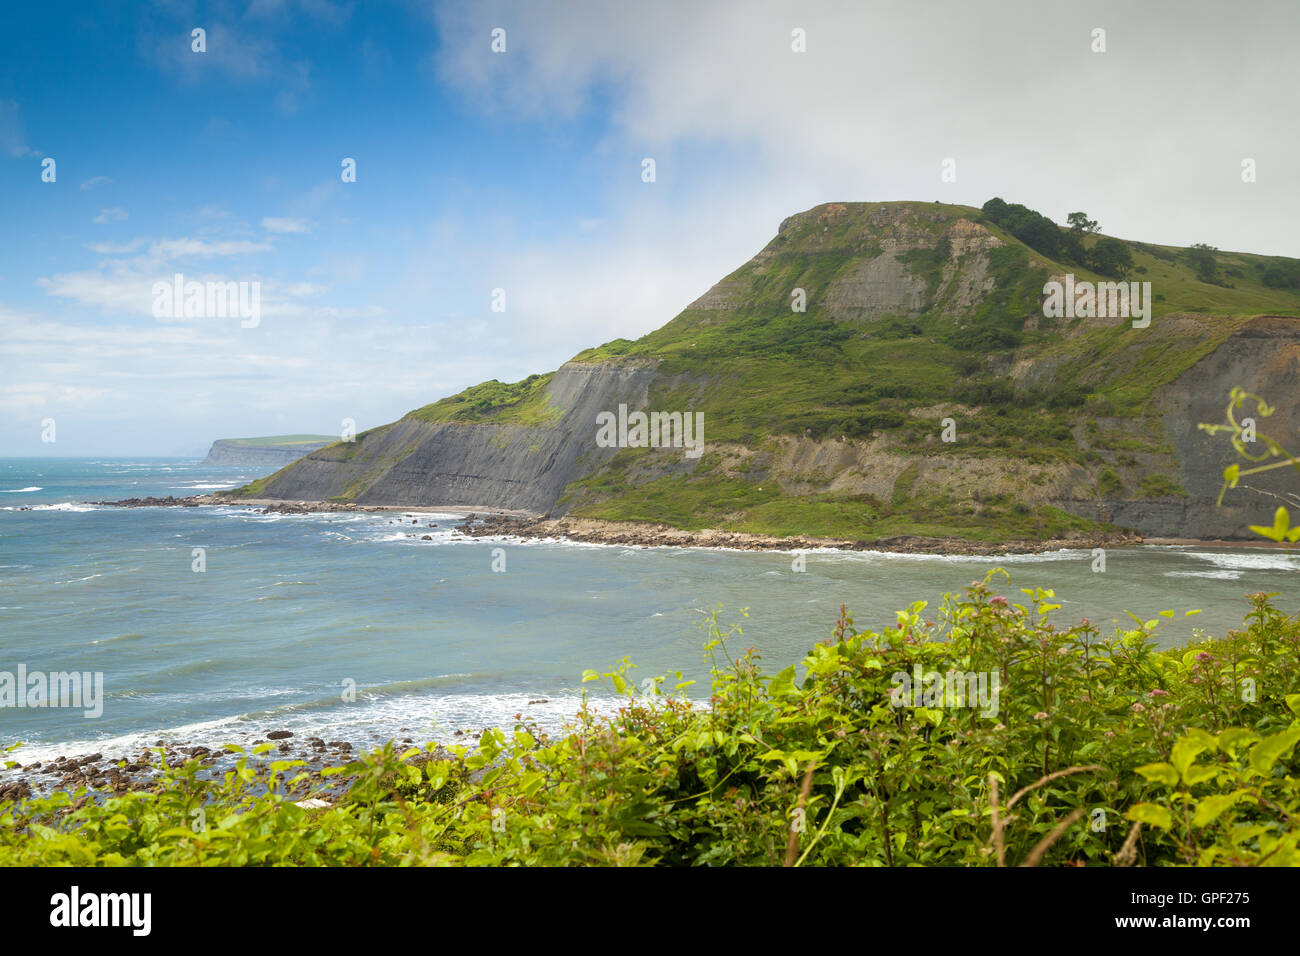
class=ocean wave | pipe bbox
[88,632,147,646]
[0,691,650,768]
[1,486,42,493]
[55,572,104,584]
[4,502,97,512]
[1184,551,1299,572]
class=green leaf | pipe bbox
[1127,803,1172,830]
[1135,762,1178,787]
[1192,792,1243,827]
[1249,506,1291,542]
[769,665,797,698]
[1217,728,1259,753]
[1285,694,1300,718]
[1171,737,1210,782]
[1249,726,1300,775]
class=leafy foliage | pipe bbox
[1186,243,1220,284]
[4,581,1297,867]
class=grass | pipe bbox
[570,468,1104,542]
[405,373,562,427]
[216,434,335,447]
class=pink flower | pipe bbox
[1131,702,1146,713]
[1034,711,1049,720]
[1148,688,1170,698]
[990,596,1008,607]
[1194,652,1214,663]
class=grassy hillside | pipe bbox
[405,373,562,427]
[551,201,1299,537]
[234,200,1300,541]
[218,434,336,447]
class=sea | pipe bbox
[1,457,1296,767]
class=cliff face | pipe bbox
[1114,315,1300,538]
[239,201,1300,542]
[204,437,334,468]
[250,363,657,511]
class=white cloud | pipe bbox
[145,237,272,260]
[0,294,482,454]
[87,239,147,255]
[262,216,311,234]
[93,207,128,224]
[80,175,113,190]
[430,0,1300,257]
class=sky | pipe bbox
[1,0,1297,456]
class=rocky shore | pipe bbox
[2,732,359,803]
[96,495,1285,554]
[97,494,543,517]
[455,513,1146,555]
[92,494,1147,554]
[96,494,376,513]
[0,727,501,805]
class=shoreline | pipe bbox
[86,494,1287,555]
[457,513,1146,556]
[11,496,1288,797]
[0,730,363,803]
[94,494,545,519]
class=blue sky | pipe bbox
[2,0,1297,455]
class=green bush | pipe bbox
[1138,474,1188,498]
[1097,467,1123,497]
[3,580,1298,867]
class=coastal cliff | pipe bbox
[203,435,335,468]
[234,201,1300,542]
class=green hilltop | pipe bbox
[236,200,1300,543]
[218,434,337,447]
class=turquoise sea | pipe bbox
[1,457,1296,766]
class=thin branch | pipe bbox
[784,760,816,867]
[989,773,1005,868]
[1007,765,1103,810]
[1112,821,1142,867]
[1020,807,1086,867]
